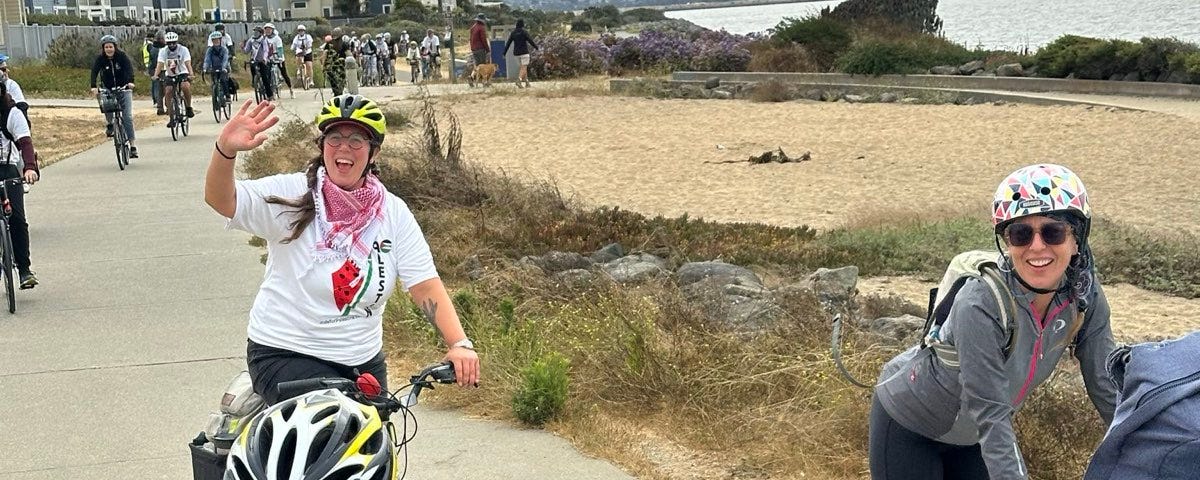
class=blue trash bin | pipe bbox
[489,39,508,78]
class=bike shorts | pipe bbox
[246,339,389,405]
[301,53,313,62]
[165,73,190,85]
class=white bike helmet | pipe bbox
[226,389,394,480]
[297,24,307,31]
[164,31,179,42]
[263,23,276,30]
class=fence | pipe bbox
[2,20,355,60]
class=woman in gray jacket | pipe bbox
[870,163,1118,480]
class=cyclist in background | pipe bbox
[89,35,138,158]
[0,80,39,289]
[0,55,30,126]
[243,26,274,101]
[291,24,314,89]
[203,31,231,104]
[264,23,292,94]
[152,31,195,129]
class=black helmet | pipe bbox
[215,23,225,30]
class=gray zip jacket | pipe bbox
[874,272,1118,480]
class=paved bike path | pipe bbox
[0,85,633,480]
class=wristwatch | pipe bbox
[450,337,474,351]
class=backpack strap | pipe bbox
[925,264,1018,368]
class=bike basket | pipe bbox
[188,432,228,480]
[97,91,122,113]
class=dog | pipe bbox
[469,62,497,88]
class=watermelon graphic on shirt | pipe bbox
[332,259,365,312]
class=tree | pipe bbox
[334,0,362,17]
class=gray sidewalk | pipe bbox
[0,85,632,479]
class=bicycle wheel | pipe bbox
[182,116,189,137]
[113,116,127,170]
[212,83,222,123]
[223,97,232,120]
[1,220,14,314]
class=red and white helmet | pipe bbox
[992,163,1091,231]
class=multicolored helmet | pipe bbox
[992,164,1091,232]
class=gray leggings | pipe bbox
[103,90,135,141]
[246,340,388,405]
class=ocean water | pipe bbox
[666,0,1200,51]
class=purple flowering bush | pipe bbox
[529,33,610,79]
[529,29,753,78]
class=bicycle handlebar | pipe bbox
[274,361,460,418]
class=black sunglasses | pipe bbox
[1004,222,1071,247]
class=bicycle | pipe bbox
[220,361,461,480]
[272,60,293,99]
[0,178,25,314]
[295,54,311,90]
[166,75,190,141]
[97,86,130,171]
[208,70,232,123]
[250,61,273,103]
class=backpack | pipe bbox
[920,250,1086,368]
[1084,331,1200,480]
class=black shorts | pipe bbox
[246,339,389,405]
[164,73,190,85]
[302,52,313,62]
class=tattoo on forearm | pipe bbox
[420,299,440,331]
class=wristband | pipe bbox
[215,141,236,160]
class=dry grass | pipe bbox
[33,107,164,168]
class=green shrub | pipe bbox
[622,8,666,24]
[770,15,852,71]
[570,20,592,33]
[26,13,94,26]
[512,352,570,426]
[48,33,101,69]
[836,37,973,75]
[1136,37,1199,81]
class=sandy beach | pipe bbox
[441,96,1200,235]
[425,94,1199,341]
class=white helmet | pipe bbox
[263,23,275,30]
[164,31,179,42]
[297,24,306,31]
[226,389,393,480]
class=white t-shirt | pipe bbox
[1,108,31,166]
[292,33,313,55]
[6,79,25,104]
[421,35,441,55]
[157,45,192,76]
[227,173,439,365]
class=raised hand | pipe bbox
[216,99,279,155]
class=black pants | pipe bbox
[0,164,30,272]
[868,396,989,480]
[276,59,292,88]
[246,340,388,405]
[250,61,274,100]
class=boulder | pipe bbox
[879,92,900,103]
[601,253,669,283]
[806,266,859,303]
[958,60,985,75]
[929,65,960,75]
[860,314,926,345]
[844,94,868,103]
[590,243,626,264]
[677,261,763,288]
[804,89,825,101]
[710,89,733,100]
[458,255,484,281]
[523,251,592,274]
[995,63,1025,77]
[704,76,721,89]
